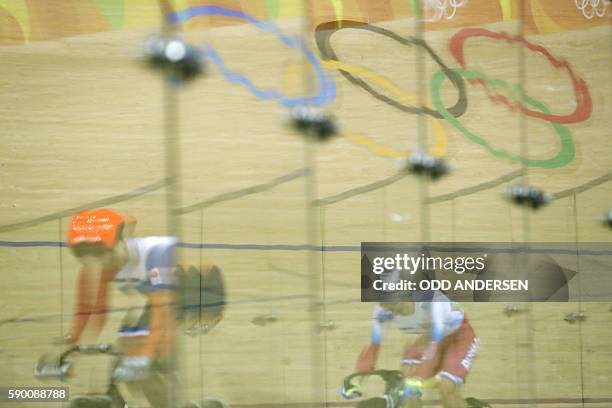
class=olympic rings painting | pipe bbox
[161,9,591,169]
[449,27,592,124]
[430,69,575,168]
[314,20,468,119]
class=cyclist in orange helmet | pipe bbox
[43,208,225,408]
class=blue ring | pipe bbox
[166,5,336,107]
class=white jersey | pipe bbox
[114,237,177,294]
[371,292,464,343]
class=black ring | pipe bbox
[314,20,468,119]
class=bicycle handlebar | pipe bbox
[59,343,120,363]
[35,344,120,380]
[343,370,405,391]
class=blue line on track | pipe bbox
[1,241,612,255]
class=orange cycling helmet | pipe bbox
[67,209,135,248]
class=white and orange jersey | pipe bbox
[372,292,465,343]
[70,235,179,355]
[114,237,178,294]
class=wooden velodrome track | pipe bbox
[0,1,611,407]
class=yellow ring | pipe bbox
[321,60,448,159]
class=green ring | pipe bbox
[430,69,575,169]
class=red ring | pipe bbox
[449,27,592,124]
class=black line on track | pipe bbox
[176,168,305,214]
[0,179,169,233]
